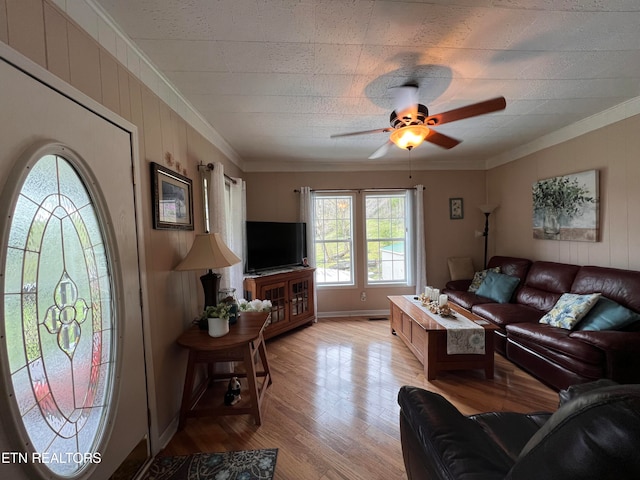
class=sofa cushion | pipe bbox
[539,293,601,329]
[525,261,581,292]
[486,256,532,282]
[472,303,544,329]
[571,265,640,313]
[515,261,581,312]
[470,412,550,462]
[506,323,604,367]
[468,266,500,292]
[575,296,640,331]
[476,271,520,304]
[444,289,494,310]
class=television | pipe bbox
[245,221,307,273]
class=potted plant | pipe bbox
[199,303,233,337]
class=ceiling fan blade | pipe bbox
[368,141,392,159]
[331,127,392,138]
[426,96,506,126]
[425,129,461,149]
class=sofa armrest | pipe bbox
[569,330,640,383]
[444,279,472,291]
[398,386,512,480]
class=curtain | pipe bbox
[414,185,427,295]
[227,177,246,296]
[208,161,226,238]
[299,186,317,320]
[299,186,315,267]
[207,162,246,294]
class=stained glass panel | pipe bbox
[2,153,115,478]
[7,196,39,249]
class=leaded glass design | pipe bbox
[3,153,114,477]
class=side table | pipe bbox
[177,311,272,428]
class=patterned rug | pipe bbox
[142,449,278,480]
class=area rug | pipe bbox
[142,449,278,480]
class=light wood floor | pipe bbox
[162,317,558,480]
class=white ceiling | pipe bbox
[93,0,640,171]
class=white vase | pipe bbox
[207,317,229,337]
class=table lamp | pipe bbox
[175,233,241,308]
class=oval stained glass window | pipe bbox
[3,152,114,477]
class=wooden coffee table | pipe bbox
[388,295,498,380]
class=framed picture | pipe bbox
[532,169,598,241]
[151,162,194,230]
[449,198,463,220]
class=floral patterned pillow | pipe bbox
[468,267,501,293]
[539,293,601,329]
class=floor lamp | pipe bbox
[175,233,241,308]
[479,204,497,269]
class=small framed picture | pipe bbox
[449,198,463,220]
[151,162,194,230]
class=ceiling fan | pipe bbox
[330,84,506,159]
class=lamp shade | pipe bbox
[175,233,241,271]
[390,125,430,150]
[478,204,498,214]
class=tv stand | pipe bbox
[243,268,316,340]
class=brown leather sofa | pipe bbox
[398,380,640,480]
[443,256,640,390]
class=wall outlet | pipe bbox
[360,291,367,301]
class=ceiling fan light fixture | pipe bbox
[390,125,430,150]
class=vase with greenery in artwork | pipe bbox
[533,175,595,238]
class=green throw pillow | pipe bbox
[539,293,601,330]
[475,271,520,303]
[468,266,500,293]
[575,297,640,331]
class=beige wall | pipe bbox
[0,0,242,448]
[245,169,488,313]
[487,114,640,271]
[9,0,638,457]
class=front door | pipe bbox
[0,50,148,479]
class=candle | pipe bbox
[439,294,448,307]
[432,288,440,301]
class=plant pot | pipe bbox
[207,316,229,337]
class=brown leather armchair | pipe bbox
[398,381,640,480]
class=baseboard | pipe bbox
[317,309,390,319]
[158,417,178,450]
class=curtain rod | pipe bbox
[294,186,423,193]
[198,162,238,184]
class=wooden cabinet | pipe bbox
[243,268,316,339]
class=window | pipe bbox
[2,152,114,477]
[314,194,354,285]
[365,192,410,284]
[311,189,416,287]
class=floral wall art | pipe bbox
[532,170,599,241]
